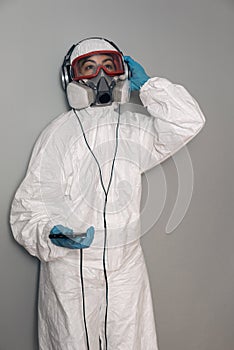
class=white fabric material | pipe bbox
[10,77,205,349]
[70,38,118,63]
[38,243,157,350]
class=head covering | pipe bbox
[70,38,119,63]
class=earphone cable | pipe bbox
[74,105,121,350]
[80,249,90,350]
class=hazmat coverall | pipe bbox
[10,76,205,349]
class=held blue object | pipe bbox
[49,225,95,249]
[124,56,150,91]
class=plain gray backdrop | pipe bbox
[1,0,234,349]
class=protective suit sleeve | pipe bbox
[138,77,206,172]
[10,119,73,262]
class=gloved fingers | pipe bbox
[50,225,73,236]
[59,225,73,235]
[79,226,95,247]
[123,55,135,64]
[124,56,138,74]
[86,226,95,239]
[50,238,59,247]
[123,55,150,91]
[50,238,71,248]
[50,225,61,234]
[123,55,144,73]
[52,237,83,249]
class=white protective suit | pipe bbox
[10,46,206,349]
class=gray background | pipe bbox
[0,0,233,349]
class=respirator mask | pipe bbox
[61,38,130,110]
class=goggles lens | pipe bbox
[71,50,125,80]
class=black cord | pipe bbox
[74,106,121,350]
[80,249,90,350]
[102,109,120,349]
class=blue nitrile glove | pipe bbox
[49,225,95,249]
[124,56,150,91]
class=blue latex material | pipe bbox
[124,56,150,91]
[49,225,94,249]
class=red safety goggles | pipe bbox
[71,50,125,80]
